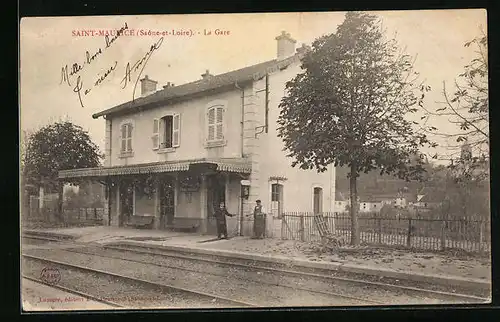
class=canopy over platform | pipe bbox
[58,158,252,180]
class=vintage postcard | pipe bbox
[20,10,490,311]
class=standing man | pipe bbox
[253,200,267,239]
[214,201,234,239]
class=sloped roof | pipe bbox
[92,53,304,119]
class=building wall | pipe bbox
[108,88,246,166]
[252,61,336,214]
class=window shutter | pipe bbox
[216,107,223,123]
[207,108,215,141]
[120,124,126,152]
[159,118,165,148]
[126,124,133,152]
[208,108,215,125]
[127,123,133,137]
[172,114,180,147]
[216,107,224,140]
[152,119,159,149]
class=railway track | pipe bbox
[22,235,63,243]
[21,235,490,306]
[49,246,386,306]
[22,248,382,307]
[102,243,490,304]
[22,254,257,308]
[22,275,123,308]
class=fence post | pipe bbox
[440,219,446,251]
[85,208,88,220]
[377,217,382,244]
[94,207,97,219]
[300,213,305,242]
[406,218,412,247]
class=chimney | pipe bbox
[163,82,175,89]
[296,43,311,55]
[201,69,213,80]
[275,31,297,60]
[140,75,157,96]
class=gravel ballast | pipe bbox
[76,246,459,305]
[23,257,241,309]
[24,248,376,307]
[111,243,490,298]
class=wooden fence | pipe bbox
[281,212,491,252]
[26,203,106,227]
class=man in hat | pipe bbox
[253,200,267,239]
[214,201,235,239]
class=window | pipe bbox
[120,123,133,153]
[155,114,180,150]
[163,116,173,148]
[271,184,282,202]
[207,105,224,142]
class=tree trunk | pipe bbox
[349,163,360,246]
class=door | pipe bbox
[313,187,323,214]
[207,174,226,235]
[271,183,284,218]
[160,177,175,228]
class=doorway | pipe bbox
[206,174,226,235]
[271,183,284,218]
[313,187,323,214]
[160,176,175,228]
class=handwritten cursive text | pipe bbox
[120,37,164,100]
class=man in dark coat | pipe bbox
[214,201,234,239]
[253,199,267,239]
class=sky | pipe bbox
[19,9,488,163]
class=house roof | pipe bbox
[92,53,305,119]
[58,158,252,179]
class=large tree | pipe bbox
[22,121,102,220]
[277,12,433,245]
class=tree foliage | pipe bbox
[277,12,433,245]
[23,121,102,190]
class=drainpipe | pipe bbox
[235,82,245,158]
[235,81,245,236]
[265,74,269,133]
